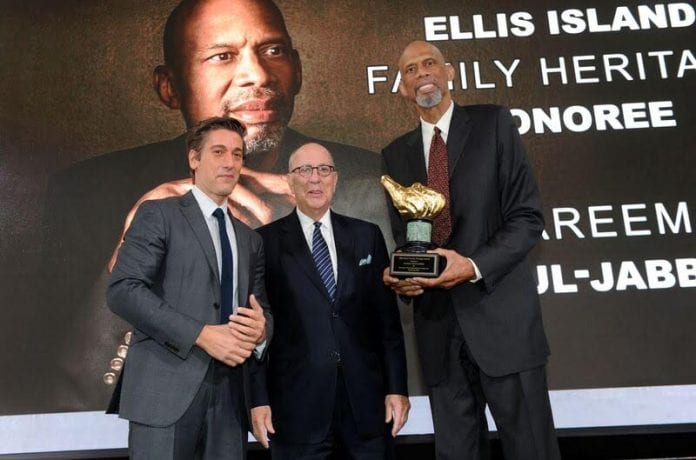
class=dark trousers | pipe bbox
[128,361,247,460]
[271,367,393,460]
[428,317,561,460]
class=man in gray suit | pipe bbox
[107,116,271,459]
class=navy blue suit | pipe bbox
[252,210,407,448]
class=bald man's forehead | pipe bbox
[398,41,445,68]
[289,143,335,169]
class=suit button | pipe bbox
[331,311,339,318]
[103,372,117,385]
[213,302,220,310]
[331,351,342,364]
[116,345,129,359]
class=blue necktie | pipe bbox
[213,208,234,323]
[312,222,336,302]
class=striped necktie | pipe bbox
[311,222,336,302]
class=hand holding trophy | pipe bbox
[381,175,448,278]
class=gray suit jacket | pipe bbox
[106,190,271,426]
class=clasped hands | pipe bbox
[383,248,476,296]
[195,294,266,367]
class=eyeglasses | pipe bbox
[291,164,336,178]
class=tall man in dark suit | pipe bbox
[107,117,271,458]
[39,0,408,413]
[382,41,560,459]
[250,143,409,459]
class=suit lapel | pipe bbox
[446,104,472,178]
[403,128,428,185]
[232,218,250,305]
[179,191,220,285]
[331,212,355,308]
[282,212,334,303]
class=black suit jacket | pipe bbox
[37,129,393,412]
[252,210,407,443]
[382,104,549,385]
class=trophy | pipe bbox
[381,175,447,278]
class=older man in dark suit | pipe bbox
[107,117,271,459]
[250,143,409,459]
[382,41,560,459]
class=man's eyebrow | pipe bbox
[203,42,237,51]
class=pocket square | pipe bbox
[358,254,372,266]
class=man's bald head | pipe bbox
[287,143,337,220]
[398,40,446,70]
[397,40,454,115]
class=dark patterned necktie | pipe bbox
[213,208,234,323]
[427,127,452,245]
[312,222,337,302]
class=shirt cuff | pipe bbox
[468,258,482,283]
[254,338,268,359]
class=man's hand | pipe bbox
[383,268,424,297]
[108,179,193,272]
[411,248,476,290]
[385,394,411,437]
[228,183,273,227]
[250,405,275,449]
[235,167,295,227]
[108,176,282,272]
[240,167,293,197]
[195,324,255,366]
[228,294,266,344]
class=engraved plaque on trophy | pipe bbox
[381,175,447,278]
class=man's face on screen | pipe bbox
[169,0,302,158]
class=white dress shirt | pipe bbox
[296,208,338,281]
[420,100,455,169]
[191,186,240,310]
[191,186,266,356]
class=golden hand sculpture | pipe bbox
[380,175,446,220]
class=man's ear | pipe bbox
[188,148,199,171]
[445,62,455,82]
[153,65,181,110]
[398,77,408,98]
[291,50,303,95]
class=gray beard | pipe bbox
[245,123,286,158]
[416,89,443,108]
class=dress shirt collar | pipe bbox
[420,100,454,142]
[296,207,338,279]
[296,207,332,231]
[191,185,229,217]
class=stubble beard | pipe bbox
[244,122,286,159]
[222,88,295,162]
[416,87,443,109]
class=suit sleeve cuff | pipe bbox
[468,258,482,283]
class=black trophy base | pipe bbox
[390,242,445,278]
